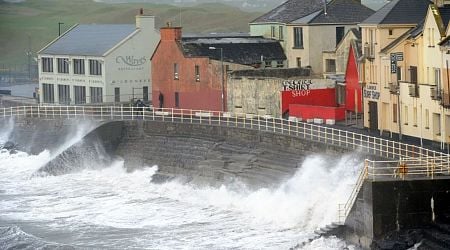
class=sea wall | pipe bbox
[344,179,450,249]
[2,118,359,187]
[115,120,356,187]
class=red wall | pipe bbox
[289,104,346,120]
[152,27,224,111]
[281,88,337,114]
[345,45,362,113]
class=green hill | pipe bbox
[0,0,261,66]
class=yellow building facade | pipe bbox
[361,1,450,149]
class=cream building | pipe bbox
[249,0,373,73]
[361,0,450,148]
[38,12,159,105]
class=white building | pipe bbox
[37,12,159,105]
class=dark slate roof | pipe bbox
[361,0,431,25]
[251,0,324,23]
[308,0,374,24]
[40,24,136,56]
[439,5,450,27]
[438,35,450,46]
[181,36,286,65]
[349,28,362,40]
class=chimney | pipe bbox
[135,9,155,30]
[160,23,182,41]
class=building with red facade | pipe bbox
[151,26,286,111]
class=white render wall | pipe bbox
[38,15,159,104]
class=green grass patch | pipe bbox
[0,0,261,66]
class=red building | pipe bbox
[151,26,286,111]
[344,42,362,114]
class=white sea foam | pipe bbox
[0,119,362,249]
[0,147,361,249]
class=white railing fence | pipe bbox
[1,105,447,162]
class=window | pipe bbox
[336,27,345,46]
[174,63,179,79]
[74,85,86,104]
[42,57,53,72]
[325,59,336,72]
[115,87,120,102]
[58,84,70,104]
[90,87,103,103]
[195,65,200,82]
[433,113,441,135]
[276,60,284,68]
[397,66,402,81]
[89,59,102,75]
[297,57,302,68]
[435,68,441,90]
[265,61,272,68]
[271,26,276,38]
[57,58,69,74]
[42,83,54,103]
[175,92,179,108]
[143,86,149,102]
[393,103,397,123]
[404,106,408,125]
[413,107,417,126]
[410,66,418,84]
[279,26,284,40]
[293,27,303,48]
[73,59,85,75]
[389,29,393,36]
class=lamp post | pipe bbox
[58,22,64,36]
[209,46,224,112]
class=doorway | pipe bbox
[368,101,378,131]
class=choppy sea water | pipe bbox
[0,121,362,249]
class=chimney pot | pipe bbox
[139,8,143,15]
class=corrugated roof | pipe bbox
[181,37,286,65]
[361,0,431,25]
[251,0,324,24]
[308,0,374,24]
[40,24,136,56]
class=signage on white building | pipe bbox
[116,55,147,71]
[363,84,380,100]
[282,80,313,91]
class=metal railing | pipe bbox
[2,105,450,225]
[1,105,448,161]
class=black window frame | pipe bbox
[89,59,102,76]
[293,27,304,49]
[42,57,53,73]
[73,59,85,75]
